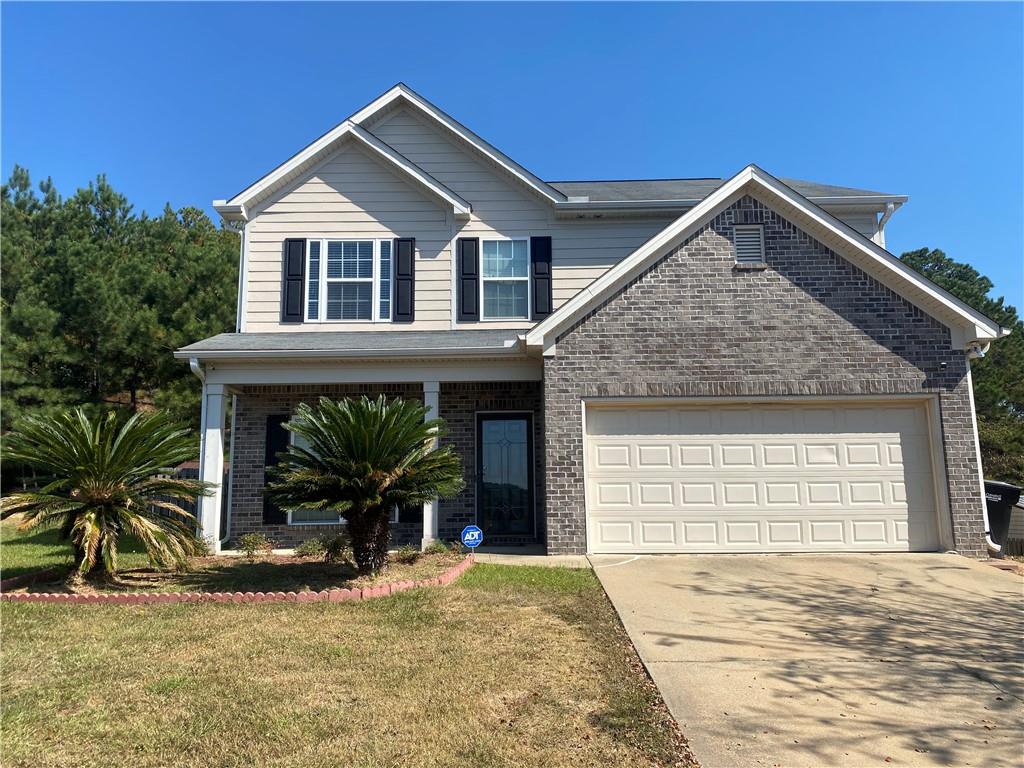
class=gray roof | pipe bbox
[548,178,899,203]
[177,330,525,358]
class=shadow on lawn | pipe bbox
[1,526,150,580]
[18,557,362,594]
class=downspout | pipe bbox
[875,202,897,248]
[965,344,1000,554]
[189,358,208,540]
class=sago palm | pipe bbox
[266,395,465,574]
[1,408,210,584]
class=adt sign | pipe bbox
[460,525,484,548]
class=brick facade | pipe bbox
[227,381,543,549]
[543,195,986,557]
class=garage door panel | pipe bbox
[586,402,940,554]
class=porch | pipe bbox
[178,330,544,552]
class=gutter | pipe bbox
[173,338,526,361]
[553,194,909,214]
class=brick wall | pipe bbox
[543,195,986,557]
[228,381,543,548]
[438,381,544,543]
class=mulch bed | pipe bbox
[2,555,474,606]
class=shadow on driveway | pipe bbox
[592,553,1023,767]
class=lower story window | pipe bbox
[288,430,344,525]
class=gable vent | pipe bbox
[734,225,765,264]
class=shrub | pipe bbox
[294,538,327,559]
[391,544,421,565]
[322,532,352,565]
[423,539,453,556]
[239,533,272,562]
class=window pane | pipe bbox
[483,280,529,318]
[307,241,320,320]
[326,241,373,279]
[482,239,527,278]
[291,508,342,524]
[379,240,391,320]
[326,282,372,320]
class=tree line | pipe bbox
[1,168,1021,484]
[1,166,238,430]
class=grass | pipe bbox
[2,517,463,593]
[1,563,696,768]
[16,551,466,594]
[0,517,150,579]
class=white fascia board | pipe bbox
[349,123,472,216]
[352,83,567,205]
[222,119,470,217]
[173,339,524,362]
[746,168,1002,343]
[526,166,757,349]
[553,194,906,214]
[528,164,1003,352]
[203,358,542,386]
[213,201,246,222]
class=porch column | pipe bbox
[197,382,226,553]
[421,380,440,550]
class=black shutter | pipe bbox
[457,237,480,322]
[281,239,306,323]
[530,236,553,320]
[262,415,289,525]
[393,238,415,323]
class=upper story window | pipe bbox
[305,239,392,322]
[482,239,529,319]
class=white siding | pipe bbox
[241,105,887,332]
[370,108,669,328]
[244,141,453,332]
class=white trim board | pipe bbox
[215,118,471,220]
[527,165,1007,354]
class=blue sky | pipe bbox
[3,2,1022,307]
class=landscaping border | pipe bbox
[0,555,474,605]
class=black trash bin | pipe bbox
[984,480,1022,558]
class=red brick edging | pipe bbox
[0,555,474,606]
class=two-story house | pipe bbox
[177,83,1007,557]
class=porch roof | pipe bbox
[175,330,527,361]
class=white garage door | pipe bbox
[585,401,940,554]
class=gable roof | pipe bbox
[527,165,1006,354]
[214,118,471,220]
[214,84,906,223]
[351,83,567,204]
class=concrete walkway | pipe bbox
[591,553,1023,768]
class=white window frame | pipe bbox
[286,429,345,526]
[304,238,393,323]
[285,427,401,526]
[480,237,531,321]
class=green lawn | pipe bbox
[1,563,696,768]
[0,517,152,580]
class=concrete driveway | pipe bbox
[591,554,1023,767]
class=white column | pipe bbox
[421,380,441,550]
[197,383,227,553]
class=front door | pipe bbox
[477,414,534,538]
